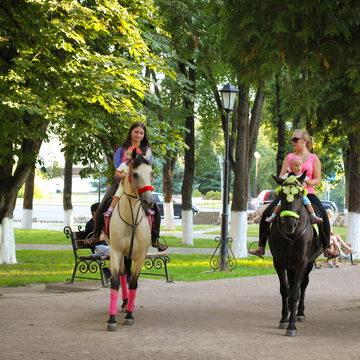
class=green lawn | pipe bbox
[14,224,347,247]
[0,250,276,287]
[14,229,221,248]
[4,224,347,287]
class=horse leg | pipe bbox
[296,262,312,322]
[275,265,289,329]
[286,266,307,337]
[120,256,129,313]
[107,272,120,331]
[106,253,122,331]
[122,258,143,326]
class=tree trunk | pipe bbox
[22,169,35,229]
[343,146,350,212]
[230,84,250,258]
[275,73,286,175]
[180,62,195,245]
[163,157,176,231]
[346,130,360,259]
[0,135,44,264]
[206,66,235,166]
[148,68,177,231]
[63,152,74,229]
[248,87,265,172]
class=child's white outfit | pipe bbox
[114,162,128,198]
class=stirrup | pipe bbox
[152,238,168,252]
[324,248,339,259]
[310,216,323,224]
[249,247,265,259]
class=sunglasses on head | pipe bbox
[290,137,303,143]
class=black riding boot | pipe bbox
[151,203,168,252]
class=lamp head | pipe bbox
[219,83,238,112]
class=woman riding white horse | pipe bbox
[106,149,155,330]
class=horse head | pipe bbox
[127,148,155,210]
[272,171,308,235]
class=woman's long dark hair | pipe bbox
[122,121,150,154]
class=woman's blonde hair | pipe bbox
[293,129,314,151]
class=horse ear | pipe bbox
[131,148,138,161]
[272,174,285,185]
[298,170,307,183]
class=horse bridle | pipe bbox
[277,182,308,242]
[277,214,308,244]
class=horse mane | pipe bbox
[132,154,150,169]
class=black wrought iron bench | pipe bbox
[63,226,172,287]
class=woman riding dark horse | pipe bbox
[249,129,337,259]
[269,172,323,336]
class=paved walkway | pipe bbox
[1,263,359,360]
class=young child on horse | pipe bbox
[103,147,139,219]
[265,155,323,224]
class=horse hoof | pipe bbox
[121,300,128,313]
[296,316,305,322]
[122,318,134,326]
[286,329,297,337]
[106,322,118,331]
[279,322,288,329]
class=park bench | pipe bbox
[63,226,173,287]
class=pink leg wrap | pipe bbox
[109,288,119,315]
[120,275,128,300]
[147,215,153,231]
[126,289,137,312]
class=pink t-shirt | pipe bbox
[286,153,318,194]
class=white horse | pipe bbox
[106,149,154,331]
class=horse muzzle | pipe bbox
[280,211,300,234]
[141,197,155,210]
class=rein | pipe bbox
[117,160,153,259]
[117,194,143,259]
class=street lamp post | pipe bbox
[210,83,238,271]
[254,151,261,197]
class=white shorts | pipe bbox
[114,183,124,198]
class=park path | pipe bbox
[0,263,359,360]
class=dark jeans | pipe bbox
[93,182,161,242]
[258,193,330,249]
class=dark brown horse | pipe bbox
[269,173,323,336]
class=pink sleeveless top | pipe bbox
[286,153,318,194]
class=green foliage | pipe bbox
[192,189,202,197]
[205,190,221,200]
[17,183,44,199]
[0,0,176,186]
[39,161,63,179]
[249,126,278,194]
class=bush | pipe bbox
[205,190,221,200]
[17,184,44,199]
[192,189,202,197]
[204,190,233,200]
